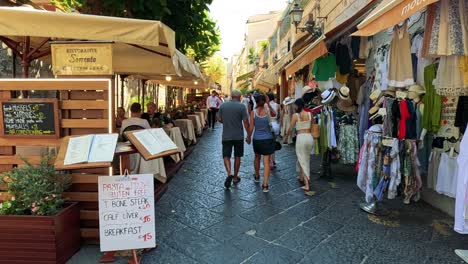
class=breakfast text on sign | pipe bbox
[98,174,155,252]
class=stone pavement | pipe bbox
[69,124,467,264]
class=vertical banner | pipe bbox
[98,174,155,252]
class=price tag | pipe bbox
[396,91,408,99]
[382,138,394,147]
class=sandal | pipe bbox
[224,175,234,189]
[304,190,316,197]
[253,174,260,183]
[233,176,241,185]
[262,185,269,193]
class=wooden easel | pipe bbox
[99,137,177,263]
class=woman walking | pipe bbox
[284,98,316,196]
[267,93,280,169]
[246,94,276,193]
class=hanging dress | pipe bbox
[388,22,415,87]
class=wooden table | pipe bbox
[174,119,197,145]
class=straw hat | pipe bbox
[369,89,382,102]
[302,86,314,97]
[408,84,426,99]
[368,105,379,115]
[337,99,356,112]
[321,89,336,104]
[338,86,350,100]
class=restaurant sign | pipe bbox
[51,43,113,75]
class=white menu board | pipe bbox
[98,174,155,252]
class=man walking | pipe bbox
[206,90,222,130]
[219,89,249,189]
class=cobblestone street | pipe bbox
[70,126,467,264]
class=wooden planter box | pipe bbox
[0,202,81,264]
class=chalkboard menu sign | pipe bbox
[0,99,59,138]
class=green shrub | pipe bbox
[0,156,71,216]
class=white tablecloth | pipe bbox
[174,119,197,145]
[187,115,202,135]
[194,112,205,126]
[130,154,167,183]
[164,127,186,162]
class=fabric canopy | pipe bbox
[0,6,199,77]
[352,0,439,36]
[285,36,328,78]
[255,52,293,90]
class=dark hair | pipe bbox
[254,94,266,106]
[267,93,275,101]
[294,98,305,113]
[130,103,142,113]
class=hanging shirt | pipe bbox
[455,130,468,234]
[312,54,337,81]
[398,100,410,140]
[388,22,415,87]
[422,64,442,133]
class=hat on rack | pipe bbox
[321,89,336,104]
[337,99,356,112]
[338,86,350,100]
[408,84,426,99]
[383,87,396,97]
[302,86,314,97]
[368,105,379,115]
[369,89,382,103]
[283,97,295,105]
[369,124,383,133]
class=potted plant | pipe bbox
[0,157,80,264]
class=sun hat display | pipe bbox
[408,84,426,99]
[368,105,380,115]
[283,97,295,105]
[321,89,336,104]
[337,99,356,112]
[338,86,350,100]
[369,89,382,102]
[302,86,314,97]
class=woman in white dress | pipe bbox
[283,98,315,196]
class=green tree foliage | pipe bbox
[54,0,220,62]
[203,55,226,84]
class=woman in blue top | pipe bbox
[246,94,276,192]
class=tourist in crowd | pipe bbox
[121,103,151,132]
[246,93,276,193]
[115,107,127,129]
[218,89,249,189]
[141,102,159,127]
[283,98,316,196]
[206,90,223,130]
[241,91,252,112]
[267,93,280,169]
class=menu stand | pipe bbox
[99,137,178,264]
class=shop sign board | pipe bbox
[0,99,59,138]
[98,174,156,252]
[51,43,113,75]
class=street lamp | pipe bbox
[289,2,304,33]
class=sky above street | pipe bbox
[209,0,287,59]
